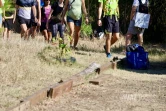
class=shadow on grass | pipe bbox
[118,58,166,75]
[38,46,76,66]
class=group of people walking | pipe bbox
[0,0,149,58]
[98,0,149,58]
[1,0,88,50]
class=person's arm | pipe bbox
[130,6,137,20]
[98,2,103,26]
[37,0,41,25]
[61,0,69,24]
[0,0,3,8]
[13,5,18,23]
[81,0,89,24]
[32,5,37,22]
[81,0,88,17]
[3,10,14,19]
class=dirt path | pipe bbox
[30,69,166,111]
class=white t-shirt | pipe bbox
[133,0,148,6]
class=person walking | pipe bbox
[0,0,4,28]
[61,0,89,49]
[2,3,15,40]
[40,0,51,43]
[46,0,65,44]
[98,0,120,58]
[125,0,149,46]
[30,0,41,39]
[15,0,37,40]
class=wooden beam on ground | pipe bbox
[89,74,112,85]
[96,61,117,74]
[69,74,83,86]
[6,62,101,110]
[78,62,100,75]
[20,87,50,106]
[49,80,73,98]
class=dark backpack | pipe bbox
[126,44,149,69]
[138,0,149,14]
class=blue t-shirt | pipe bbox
[16,0,35,7]
[16,0,35,19]
[40,0,44,7]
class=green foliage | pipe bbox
[119,0,166,43]
[2,0,15,11]
[145,0,166,43]
[81,16,93,38]
[7,0,166,43]
[88,0,166,43]
[58,37,71,59]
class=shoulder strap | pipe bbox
[70,0,75,6]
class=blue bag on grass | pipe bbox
[126,44,149,69]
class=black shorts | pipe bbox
[40,22,47,32]
[3,19,13,30]
[17,16,31,28]
[103,15,119,33]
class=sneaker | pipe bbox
[106,53,111,58]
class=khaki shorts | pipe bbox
[127,20,145,35]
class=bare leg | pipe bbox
[20,24,27,39]
[48,31,51,43]
[111,33,119,45]
[3,28,7,39]
[106,33,112,54]
[67,22,74,46]
[25,29,30,40]
[126,33,132,46]
[42,29,48,42]
[73,25,81,48]
[31,26,37,39]
[7,30,11,39]
[137,34,143,46]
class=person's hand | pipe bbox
[46,22,49,29]
[97,19,102,26]
[13,19,15,23]
[85,17,89,24]
[35,17,38,23]
[61,18,65,25]
[2,17,5,22]
[37,20,41,26]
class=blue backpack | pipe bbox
[126,44,149,69]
